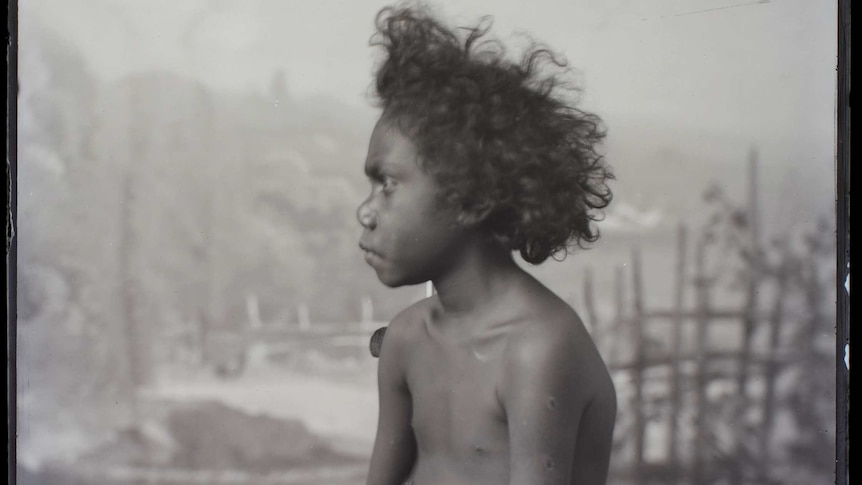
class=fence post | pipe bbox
[583,268,601,351]
[612,265,626,366]
[631,249,646,484]
[803,243,823,360]
[361,296,374,324]
[668,224,687,483]
[692,237,711,484]
[298,303,310,331]
[732,148,761,482]
[246,293,262,329]
[759,246,790,481]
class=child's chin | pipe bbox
[377,274,409,288]
[375,270,421,288]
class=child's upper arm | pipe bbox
[366,316,417,485]
[502,320,602,485]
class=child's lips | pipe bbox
[359,243,383,265]
[363,251,380,266]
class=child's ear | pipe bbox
[456,201,493,227]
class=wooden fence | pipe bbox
[585,227,831,484]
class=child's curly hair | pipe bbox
[371,4,614,265]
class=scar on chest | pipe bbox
[546,396,558,410]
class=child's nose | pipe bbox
[356,199,378,229]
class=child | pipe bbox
[357,4,616,484]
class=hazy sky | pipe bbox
[22,0,836,147]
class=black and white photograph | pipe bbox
[14,1,842,484]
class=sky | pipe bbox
[21,0,836,148]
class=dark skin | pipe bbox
[358,118,617,485]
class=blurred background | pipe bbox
[16,0,837,484]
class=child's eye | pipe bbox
[380,176,397,192]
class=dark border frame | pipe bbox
[7,0,19,483]
[835,1,850,483]
[4,1,851,483]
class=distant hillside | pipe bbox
[94,72,421,325]
[25,57,834,328]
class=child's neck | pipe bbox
[431,239,523,318]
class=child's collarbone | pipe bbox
[408,324,511,459]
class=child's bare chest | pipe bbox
[405,338,509,457]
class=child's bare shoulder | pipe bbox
[501,297,614,402]
[379,296,437,355]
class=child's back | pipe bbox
[359,5,616,484]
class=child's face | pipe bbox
[357,118,465,287]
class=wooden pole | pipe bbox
[361,296,374,324]
[612,265,625,366]
[732,148,761,482]
[668,224,687,483]
[201,89,219,366]
[692,238,711,484]
[614,265,626,320]
[759,247,790,481]
[120,86,150,405]
[583,268,601,352]
[803,246,823,360]
[631,249,646,484]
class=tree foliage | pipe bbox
[695,185,835,484]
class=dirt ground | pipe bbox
[145,355,379,458]
[19,354,379,485]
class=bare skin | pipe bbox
[359,118,616,485]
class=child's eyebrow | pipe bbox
[366,158,401,179]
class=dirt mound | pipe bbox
[69,400,362,474]
[167,401,357,471]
